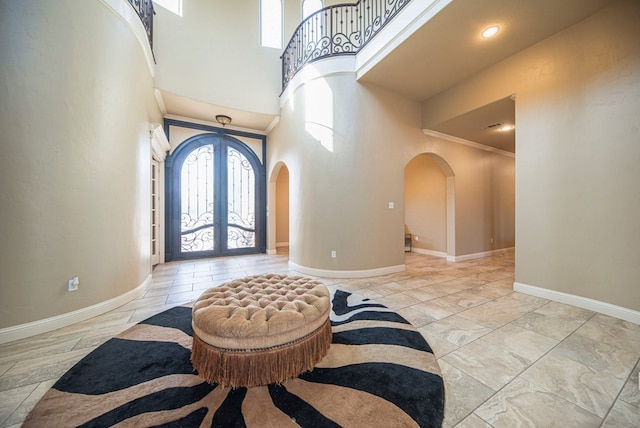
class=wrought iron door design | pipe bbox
[180,144,215,252]
[226,147,256,249]
[166,133,264,260]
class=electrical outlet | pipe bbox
[68,276,79,292]
[331,250,336,258]
[415,236,419,241]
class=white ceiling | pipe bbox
[159,0,615,150]
[159,90,277,132]
[431,95,516,153]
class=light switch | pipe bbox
[388,202,394,209]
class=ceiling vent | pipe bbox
[482,122,503,130]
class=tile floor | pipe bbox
[1,249,639,427]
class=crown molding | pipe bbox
[423,129,515,158]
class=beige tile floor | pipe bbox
[1,249,639,427]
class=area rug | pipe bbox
[25,290,445,427]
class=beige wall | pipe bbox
[423,0,640,311]
[491,154,516,250]
[154,0,302,115]
[268,73,515,272]
[0,0,161,329]
[405,155,447,252]
[518,0,640,311]
[269,76,409,271]
[284,0,303,41]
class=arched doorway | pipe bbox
[275,165,290,253]
[404,153,456,260]
[165,133,265,261]
[267,162,290,256]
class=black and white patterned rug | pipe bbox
[25,290,445,427]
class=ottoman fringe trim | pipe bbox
[191,318,332,388]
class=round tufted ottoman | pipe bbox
[191,274,332,388]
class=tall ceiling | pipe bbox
[160,0,615,152]
[359,0,615,153]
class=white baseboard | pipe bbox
[266,249,277,255]
[289,261,405,279]
[514,281,640,325]
[410,248,447,258]
[0,275,152,345]
[276,242,289,248]
[449,247,515,262]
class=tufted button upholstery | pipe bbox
[192,274,331,351]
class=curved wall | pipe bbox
[0,0,161,337]
[268,64,514,275]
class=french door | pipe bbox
[151,159,160,266]
[165,133,265,260]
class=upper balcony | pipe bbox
[281,0,412,91]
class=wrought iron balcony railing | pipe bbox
[127,0,155,50]
[281,0,411,91]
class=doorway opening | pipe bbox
[165,133,266,261]
[267,162,290,256]
[275,165,290,254]
[404,153,456,260]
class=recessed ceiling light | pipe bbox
[481,25,500,38]
[499,125,515,132]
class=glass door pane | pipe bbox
[227,147,256,249]
[180,144,215,252]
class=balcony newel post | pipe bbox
[329,8,333,55]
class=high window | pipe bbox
[152,0,182,16]
[261,0,282,49]
[302,0,323,19]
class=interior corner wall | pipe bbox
[0,0,162,330]
[421,0,640,312]
[517,0,640,312]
